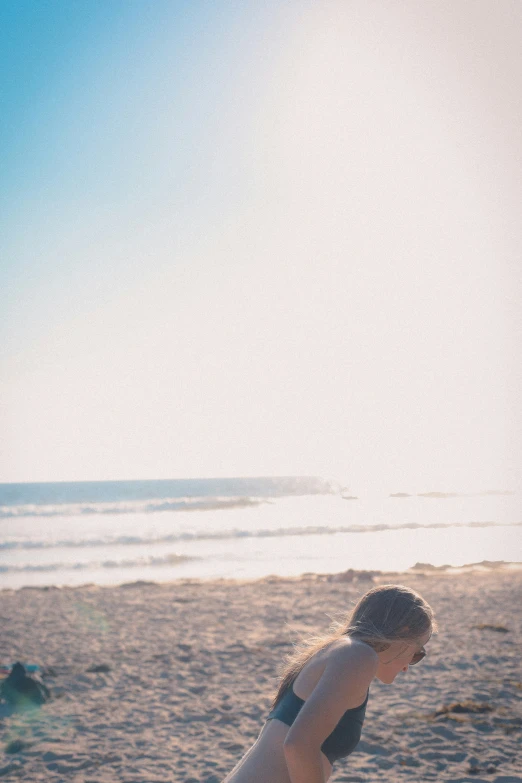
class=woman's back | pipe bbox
[223,637,373,783]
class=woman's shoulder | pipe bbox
[295,637,377,711]
[325,636,379,675]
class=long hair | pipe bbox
[271,584,436,708]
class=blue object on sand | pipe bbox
[0,663,50,708]
[0,664,40,677]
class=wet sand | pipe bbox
[1,567,521,782]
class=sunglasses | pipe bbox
[409,646,427,665]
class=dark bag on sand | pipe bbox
[0,662,50,708]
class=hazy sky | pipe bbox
[1,1,521,491]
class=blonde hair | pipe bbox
[271,584,436,708]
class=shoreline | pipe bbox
[2,558,521,595]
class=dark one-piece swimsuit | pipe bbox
[267,685,369,765]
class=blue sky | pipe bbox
[1,1,521,489]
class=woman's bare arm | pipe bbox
[283,642,378,783]
[283,741,326,783]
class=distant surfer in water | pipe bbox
[223,584,435,783]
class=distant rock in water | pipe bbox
[478,489,515,496]
[418,491,460,498]
[389,493,411,498]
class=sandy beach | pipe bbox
[1,567,521,783]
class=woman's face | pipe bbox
[374,628,432,684]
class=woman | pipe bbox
[223,583,436,783]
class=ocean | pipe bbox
[0,477,520,589]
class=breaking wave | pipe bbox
[0,553,198,574]
[0,496,268,519]
[1,519,520,552]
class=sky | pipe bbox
[1,0,521,492]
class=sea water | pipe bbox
[0,478,520,588]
